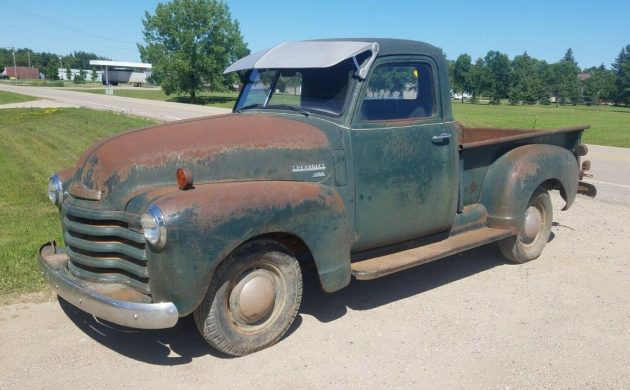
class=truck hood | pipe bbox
[70,113,333,209]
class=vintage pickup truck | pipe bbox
[39,38,596,356]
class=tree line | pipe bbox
[0,48,109,80]
[448,45,630,106]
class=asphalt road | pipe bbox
[0,93,628,388]
[0,84,230,121]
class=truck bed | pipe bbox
[456,124,589,209]
[457,125,589,150]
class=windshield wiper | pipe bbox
[236,103,263,113]
[274,104,310,117]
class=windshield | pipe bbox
[234,57,357,117]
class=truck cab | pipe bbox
[39,38,595,356]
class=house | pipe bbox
[2,66,40,80]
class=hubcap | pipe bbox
[230,270,276,325]
[522,206,543,243]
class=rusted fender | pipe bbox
[479,144,578,233]
[139,181,352,316]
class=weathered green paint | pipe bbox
[44,38,589,322]
[478,144,579,232]
[140,181,351,314]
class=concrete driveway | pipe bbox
[0,84,230,121]
[0,145,628,389]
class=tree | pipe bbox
[484,51,511,104]
[469,58,487,103]
[509,52,542,105]
[138,0,249,102]
[582,65,615,105]
[43,62,59,80]
[452,54,472,102]
[612,44,630,105]
[563,48,578,67]
[547,50,581,105]
[65,65,72,81]
[91,67,98,82]
[537,61,553,104]
[74,69,87,84]
[561,48,581,104]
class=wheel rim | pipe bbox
[521,204,544,245]
[227,262,286,334]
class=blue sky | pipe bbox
[1,0,628,69]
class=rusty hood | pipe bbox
[70,113,334,209]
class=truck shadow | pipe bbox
[58,243,508,364]
[300,244,507,323]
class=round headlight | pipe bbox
[47,174,63,206]
[141,204,166,248]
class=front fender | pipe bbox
[142,181,352,315]
[479,144,578,232]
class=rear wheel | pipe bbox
[499,188,553,263]
[194,240,302,356]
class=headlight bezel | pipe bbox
[141,204,167,249]
[47,174,63,206]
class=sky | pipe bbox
[1,0,628,69]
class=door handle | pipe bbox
[432,133,452,144]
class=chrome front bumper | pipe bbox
[38,242,179,329]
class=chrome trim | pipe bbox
[141,204,167,249]
[38,242,178,329]
[48,174,63,206]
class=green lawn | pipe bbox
[0,108,155,296]
[70,88,239,109]
[0,90,38,104]
[453,102,630,148]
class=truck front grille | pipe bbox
[62,202,150,294]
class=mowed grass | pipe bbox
[0,108,156,296]
[69,88,239,108]
[453,102,630,148]
[0,90,38,104]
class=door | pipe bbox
[351,58,458,250]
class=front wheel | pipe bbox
[194,240,302,356]
[499,188,553,263]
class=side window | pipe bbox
[360,63,435,121]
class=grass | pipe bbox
[0,90,38,104]
[1,80,66,87]
[69,88,239,108]
[0,108,156,296]
[453,101,630,148]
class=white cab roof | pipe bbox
[224,41,378,74]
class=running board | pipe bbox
[351,227,512,280]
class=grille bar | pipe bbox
[66,246,149,278]
[67,261,150,295]
[64,232,147,261]
[64,204,141,226]
[62,201,150,294]
[63,216,145,244]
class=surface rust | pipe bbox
[459,125,590,150]
[78,114,330,188]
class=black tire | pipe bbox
[194,240,302,356]
[499,188,553,263]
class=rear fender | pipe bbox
[145,181,352,315]
[479,144,578,233]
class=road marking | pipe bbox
[588,179,630,189]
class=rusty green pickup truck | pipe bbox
[39,38,596,356]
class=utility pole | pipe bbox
[12,47,17,85]
[27,50,31,83]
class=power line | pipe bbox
[0,0,138,46]
[1,22,126,50]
